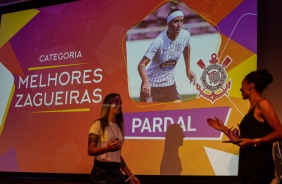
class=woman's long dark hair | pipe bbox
[95,93,124,137]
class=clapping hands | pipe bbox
[207,116,224,131]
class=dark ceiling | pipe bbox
[0,0,78,15]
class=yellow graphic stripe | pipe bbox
[29,108,90,113]
[28,63,90,71]
[0,85,15,135]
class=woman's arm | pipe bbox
[207,117,239,141]
[88,133,122,156]
[138,56,151,97]
[183,45,196,85]
[237,99,282,148]
[120,156,140,184]
[257,99,282,143]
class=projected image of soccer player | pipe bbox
[138,6,196,102]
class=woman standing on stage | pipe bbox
[88,93,140,184]
[207,69,282,184]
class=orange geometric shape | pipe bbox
[187,0,243,25]
[0,41,25,77]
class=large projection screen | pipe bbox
[0,0,257,175]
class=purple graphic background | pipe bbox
[124,106,230,139]
[217,0,257,53]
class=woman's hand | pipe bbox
[107,139,122,152]
[130,175,140,184]
[141,80,151,97]
[186,69,196,85]
[207,117,224,131]
[234,138,253,148]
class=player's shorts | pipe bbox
[140,83,181,102]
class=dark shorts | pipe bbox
[90,161,125,184]
[140,83,181,102]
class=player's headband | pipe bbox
[167,10,184,24]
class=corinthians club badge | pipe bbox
[196,53,232,103]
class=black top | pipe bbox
[238,103,274,177]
